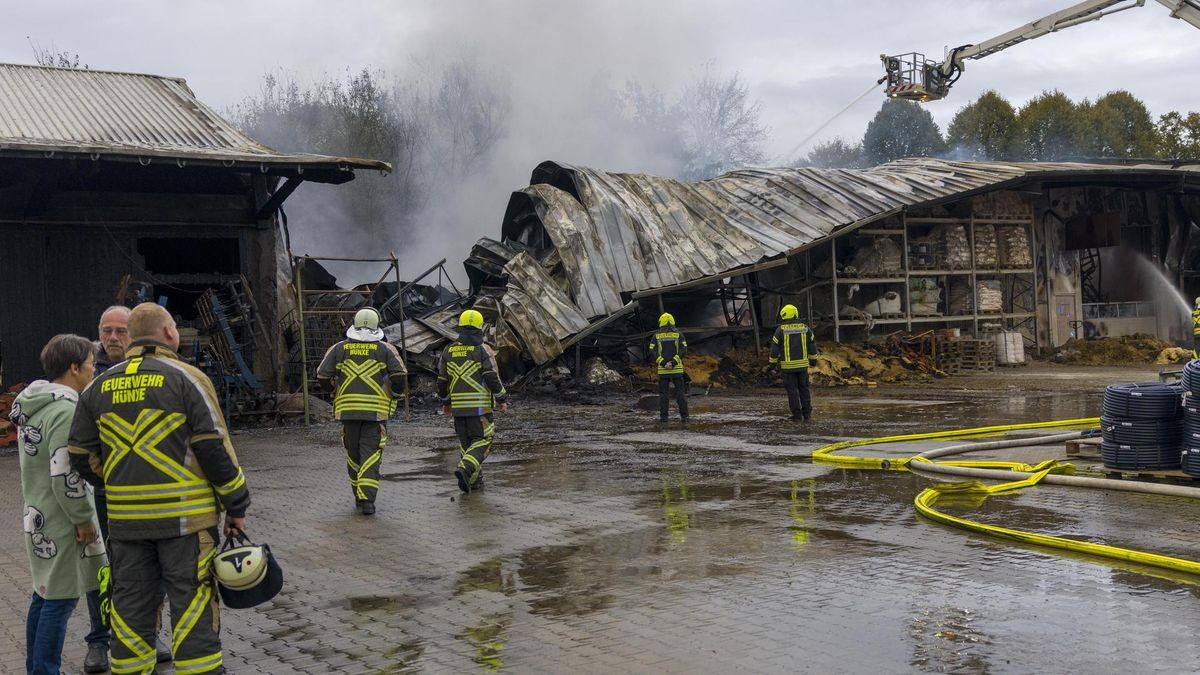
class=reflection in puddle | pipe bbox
[909,606,993,673]
[789,478,815,552]
[661,470,691,544]
[458,612,512,672]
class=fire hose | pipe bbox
[812,418,1200,576]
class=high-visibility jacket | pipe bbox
[437,327,507,417]
[68,342,250,540]
[1193,309,1200,337]
[769,322,818,371]
[649,329,687,376]
[317,338,407,421]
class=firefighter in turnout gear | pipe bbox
[68,303,250,675]
[317,307,407,515]
[437,309,508,494]
[1193,297,1200,358]
[649,313,688,424]
[769,304,818,421]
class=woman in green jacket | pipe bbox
[12,334,107,675]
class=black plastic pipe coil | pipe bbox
[1102,383,1183,420]
[1183,360,1200,395]
[1182,447,1200,477]
[1100,416,1182,447]
[1102,442,1183,470]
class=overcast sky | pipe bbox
[5,1,1197,279]
[6,0,1197,162]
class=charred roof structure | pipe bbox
[0,63,388,395]
[402,158,1200,380]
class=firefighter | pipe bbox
[68,303,250,675]
[316,307,407,516]
[437,309,508,494]
[648,312,688,424]
[1193,297,1200,358]
[769,304,818,421]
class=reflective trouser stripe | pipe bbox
[172,580,213,655]
[456,415,495,484]
[110,604,156,674]
[174,652,224,674]
[344,421,385,501]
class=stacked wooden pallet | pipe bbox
[935,337,996,374]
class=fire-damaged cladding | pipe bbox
[0,63,388,389]
[402,158,1200,376]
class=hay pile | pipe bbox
[632,344,940,388]
[1051,334,1189,365]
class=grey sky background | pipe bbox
[4,1,1197,278]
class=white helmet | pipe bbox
[212,533,283,609]
[353,307,381,330]
[1194,296,1200,309]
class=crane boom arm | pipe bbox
[881,0,1200,101]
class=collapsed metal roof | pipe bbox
[502,158,1200,318]
[0,63,391,183]
[396,157,1200,367]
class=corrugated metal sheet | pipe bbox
[504,158,1200,318]
[500,252,590,364]
[0,63,390,174]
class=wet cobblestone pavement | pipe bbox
[5,364,1200,673]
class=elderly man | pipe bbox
[89,304,174,669]
[96,305,132,372]
[70,303,250,675]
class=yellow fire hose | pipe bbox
[812,417,1200,577]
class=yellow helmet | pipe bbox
[459,309,484,329]
[658,312,676,327]
[780,304,799,321]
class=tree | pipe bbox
[1015,91,1083,161]
[675,64,768,180]
[1077,90,1159,158]
[861,100,946,165]
[1157,111,1200,160]
[945,91,1018,161]
[803,138,864,169]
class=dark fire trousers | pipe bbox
[109,528,221,675]
[342,420,386,504]
[783,369,812,418]
[658,375,688,421]
[455,414,495,485]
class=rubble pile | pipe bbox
[630,341,943,389]
[1050,334,1189,365]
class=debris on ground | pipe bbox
[583,357,626,388]
[1050,334,1188,365]
[630,341,943,388]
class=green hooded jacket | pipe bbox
[11,381,106,599]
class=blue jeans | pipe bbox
[26,593,79,675]
[84,589,109,647]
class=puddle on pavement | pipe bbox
[457,612,512,672]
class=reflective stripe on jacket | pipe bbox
[316,339,407,421]
[437,328,507,417]
[68,342,250,540]
[649,330,687,376]
[769,322,817,371]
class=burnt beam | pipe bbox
[255,176,303,220]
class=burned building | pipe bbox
[0,63,387,389]
[401,158,1200,377]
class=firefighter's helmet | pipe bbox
[213,532,283,609]
[1195,296,1200,309]
[658,312,676,327]
[459,309,485,330]
[353,308,381,330]
[780,304,799,321]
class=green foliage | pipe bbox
[803,138,864,169]
[862,100,946,165]
[945,91,1018,160]
[1157,111,1200,160]
[1077,91,1158,158]
[1015,91,1083,161]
